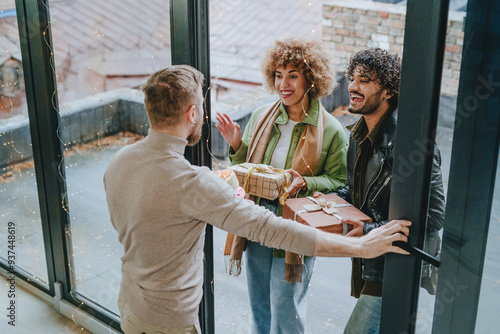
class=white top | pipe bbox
[270,119,298,169]
[103,129,316,328]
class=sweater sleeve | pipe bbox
[179,168,317,256]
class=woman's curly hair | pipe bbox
[261,37,336,100]
[347,48,401,107]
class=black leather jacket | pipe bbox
[337,110,446,283]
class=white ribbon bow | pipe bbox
[302,197,340,215]
[294,197,352,235]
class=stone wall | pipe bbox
[322,0,465,97]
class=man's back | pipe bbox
[104,130,206,328]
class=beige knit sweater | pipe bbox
[104,129,317,328]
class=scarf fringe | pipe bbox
[224,255,242,277]
[284,263,303,283]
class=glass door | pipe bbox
[380,0,500,333]
[0,4,49,288]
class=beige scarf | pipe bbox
[225,99,328,282]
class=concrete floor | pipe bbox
[0,275,91,334]
[0,112,499,333]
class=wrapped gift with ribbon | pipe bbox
[281,193,372,283]
[283,194,372,234]
[229,162,291,204]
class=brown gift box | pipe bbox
[229,163,291,201]
[282,194,372,234]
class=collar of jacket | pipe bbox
[347,107,397,149]
[274,98,320,126]
[377,108,397,149]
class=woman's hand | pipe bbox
[312,191,324,198]
[286,169,306,197]
[215,112,242,152]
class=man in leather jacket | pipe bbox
[337,49,446,333]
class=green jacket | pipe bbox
[229,98,348,205]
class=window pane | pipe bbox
[209,1,376,332]
[0,5,49,285]
[49,0,170,313]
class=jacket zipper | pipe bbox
[371,175,392,203]
[360,158,385,210]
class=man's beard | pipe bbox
[187,122,203,146]
[348,88,384,115]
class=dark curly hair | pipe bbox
[261,37,336,100]
[346,48,401,108]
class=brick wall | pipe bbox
[322,0,465,97]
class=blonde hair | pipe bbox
[261,37,336,100]
[142,65,204,128]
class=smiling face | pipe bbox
[274,66,309,112]
[348,66,389,116]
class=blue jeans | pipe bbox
[343,294,382,334]
[244,198,316,334]
[245,241,315,334]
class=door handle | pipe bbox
[393,241,441,267]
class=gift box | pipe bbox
[229,163,291,201]
[282,194,372,235]
[214,169,246,198]
[213,169,240,190]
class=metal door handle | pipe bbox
[393,241,441,267]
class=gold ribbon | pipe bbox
[240,164,291,205]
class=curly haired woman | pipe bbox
[216,37,348,334]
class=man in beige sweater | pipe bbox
[104,65,410,334]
